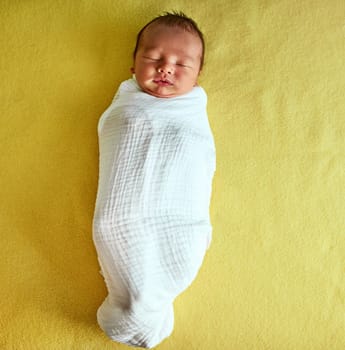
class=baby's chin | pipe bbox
[142,85,194,99]
[145,91,178,98]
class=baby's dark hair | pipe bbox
[133,11,205,70]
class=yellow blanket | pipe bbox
[1,0,344,349]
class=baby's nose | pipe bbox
[157,62,173,74]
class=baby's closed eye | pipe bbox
[142,55,192,68]
[176,63,191,68]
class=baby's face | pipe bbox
[132,24,203,98]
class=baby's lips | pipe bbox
[153,77,173,85]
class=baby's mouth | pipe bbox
[153,78,173,86]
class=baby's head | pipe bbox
[131,12,205,98]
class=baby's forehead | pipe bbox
[143,22,176,34]
[139,24,202,58]
[141,23,202,46]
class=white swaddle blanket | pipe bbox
[92,77,216,348]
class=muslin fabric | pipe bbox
[92,77,216,348]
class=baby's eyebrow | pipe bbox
[142,48,197,61]
[142,46,159,53]
[181,55,196,61]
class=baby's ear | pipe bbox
[130,67,135,73]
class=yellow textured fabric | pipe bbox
[1,0,344,349]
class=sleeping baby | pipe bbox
[92,11,216,348]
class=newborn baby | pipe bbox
[92,11,216,348]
